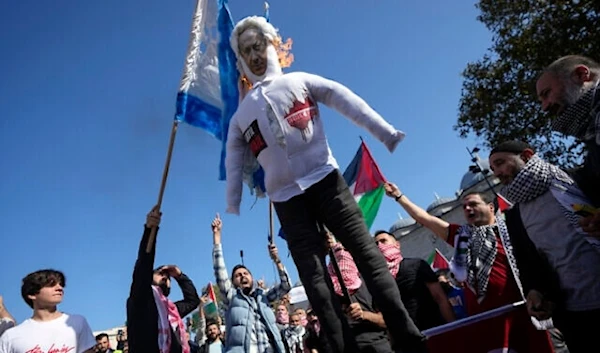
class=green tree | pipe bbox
[456,0,599,168]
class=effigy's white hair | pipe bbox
[230,16,279,58]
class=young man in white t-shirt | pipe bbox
[0,269,96,353]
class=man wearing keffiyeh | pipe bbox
[490,140,600,353]
[536,55,600,229]
[373,231,454,331]
[127,206,201,353]
[383,182,554,353]
[324,233,394,353]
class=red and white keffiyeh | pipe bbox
[378,243,403,278]
[327,243,362,297]
[152,285,190,353]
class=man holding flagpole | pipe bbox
[127,206,201,353]
[224,15,424,353]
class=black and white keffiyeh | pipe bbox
[501,154,600,252]
[283,325,305,353]
[450,219,510,303]
[552,81,600,144]
[501,155,572,204]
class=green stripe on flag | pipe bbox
[204,302,218,316]
[427,251,435,265]
[357,185,385,229]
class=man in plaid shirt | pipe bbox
[211,214,291,353]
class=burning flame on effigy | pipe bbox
[274,35,294,68]
[240,35,294,91]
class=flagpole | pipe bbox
[146,121,180,253]
[268,201,274,244]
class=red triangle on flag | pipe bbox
[432,250,449,270]
[428,249,449,270]
[497,194,513,212]
[354,142,387,195]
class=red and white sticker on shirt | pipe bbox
[284,96,318,141]
[243,119,267,157]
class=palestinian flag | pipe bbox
[204,282,219,317]
[342,141,387,229]
[427,249,449,270]
[497,194,513,212]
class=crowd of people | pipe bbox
[1,13,599,353]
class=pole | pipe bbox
[422,301,525,338]
[317,222,352,305]
[268,201,274,244]
[240,250,244,265]
[466,146,499,197]
[146,121,179,253]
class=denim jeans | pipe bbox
[274,170,425,353]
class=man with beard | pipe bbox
[225,15,423,353]
[211,213,291,353]
[127,206,200,353]
[95,333,114,353]
[198,321,223,353]
[383,182,554,353]
[489,140,600,353]
[281,313,310,353]
[536,55,600,232]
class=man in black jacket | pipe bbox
[127,206,200,353]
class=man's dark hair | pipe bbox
[373,230,393,238]
[231,264,251,279]
[489,140,534,157]
[460,191,494,205]
[96,333,109,340]
[205,320,221,334]
[21,269,66,308]
[435,269,451,278]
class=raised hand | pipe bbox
[268,243,280,263]
[211,213,222,244]
[158,265,182,278]
[383,182,401,199]
[145,205,162,228]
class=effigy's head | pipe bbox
[231,16,292,84]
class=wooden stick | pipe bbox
[317,222,352,305]
[268,201,274,244]
[146,121,179,253]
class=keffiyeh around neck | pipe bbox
[502,154,600,253]
[378,243,403,278]
[501,155,572,204]
[152,285,190,353]
[553,81,600,144]
[283,325,306,353]
[327,243,362,297]
[450,221,504,303]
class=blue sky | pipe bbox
[0,0,491,331]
